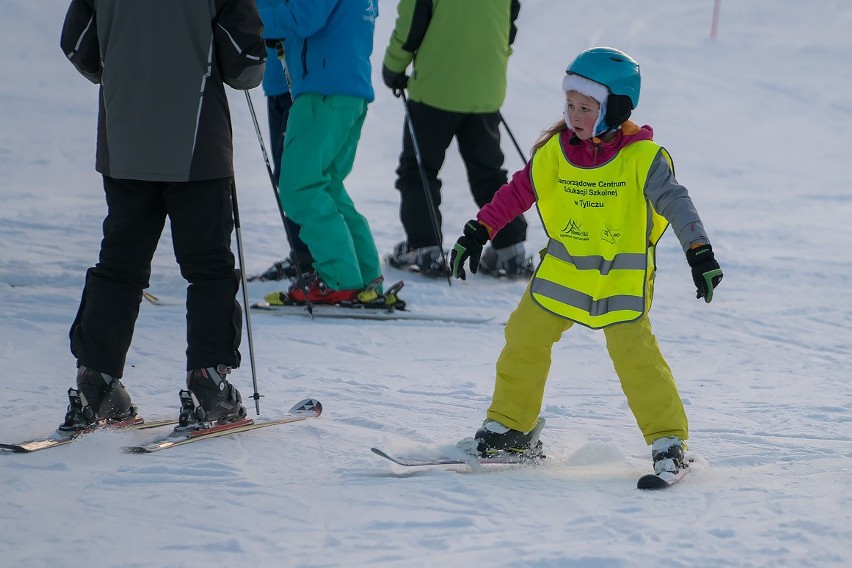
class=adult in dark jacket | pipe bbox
[59,0,265,431]
[383,0,531,279]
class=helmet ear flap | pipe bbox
[605,94,633,128]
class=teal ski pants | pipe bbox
[278,93,381,290]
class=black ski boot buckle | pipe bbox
[59,388,96,432]
[178,389,208,429]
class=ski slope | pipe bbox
[1,1,850,566]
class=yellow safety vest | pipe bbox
[530,135,670,328]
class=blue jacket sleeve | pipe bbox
[258,0,339,38]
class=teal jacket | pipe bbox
[258,0,376,102]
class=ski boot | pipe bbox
[262,274,355,306]
[289,274,362,305]
[462,417,546,458]
[263,289,293,306]
[478,243,535,279]
[248,255,315,282]
[265,273,364,306]
[178,365,246,428]
[377,280,406,310]
[385,241,450,278]
[651,436,687,477]
[60,366,137,432]
[341,277,407,310]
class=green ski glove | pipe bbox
[450,220,489,280]
[686,244,723,303]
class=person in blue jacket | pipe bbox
[258,0,393,306]
[251,0,314,283]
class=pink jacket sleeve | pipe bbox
[476,161,536,238]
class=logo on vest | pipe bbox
[600,224,622,245]
[561,219,589,240]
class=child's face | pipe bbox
[565,91,601,140]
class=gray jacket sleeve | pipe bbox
[645,149,710,252]
[60,0,101,84]
[213,0,266,90]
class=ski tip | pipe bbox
[370,447,391,459]
[142,291,161,305]
[289,398,322,417]
[637,473,673,490]
[122,445,153,454]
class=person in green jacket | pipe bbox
[382,0,532,279]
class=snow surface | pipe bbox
[1,0,851,566]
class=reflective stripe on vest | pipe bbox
[529,135,669,328]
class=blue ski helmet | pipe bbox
[566,47,641,109]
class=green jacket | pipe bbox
[383,0,521,113]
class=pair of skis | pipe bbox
[0,399,321,454]
[370,448,689,490]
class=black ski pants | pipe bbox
[394,101,527,250]
[69,176,242,377]
[268,93,313,268]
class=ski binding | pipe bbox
[371,447,544,468]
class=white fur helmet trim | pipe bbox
[562,73,610,136]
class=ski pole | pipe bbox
[244,89,314,317]
[395,89,451,286]
[498,111,528,166]
[230,177,262,415]
[266,39,294,94]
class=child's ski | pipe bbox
[370,447,544,467]
[637,466,690,489]
[123,399,322,453]
[0,417,178,453]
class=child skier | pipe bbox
[450,47,723,480]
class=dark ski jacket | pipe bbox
[60,0,266,182]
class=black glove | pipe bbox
[450,220,489,280]
[264,38,285,60]
[382,65,409,91]
[686,244,723,303]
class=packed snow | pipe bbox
[1,0,850,566]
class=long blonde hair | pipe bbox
[531,119,568,153]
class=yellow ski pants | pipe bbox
[486,282,688,445]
